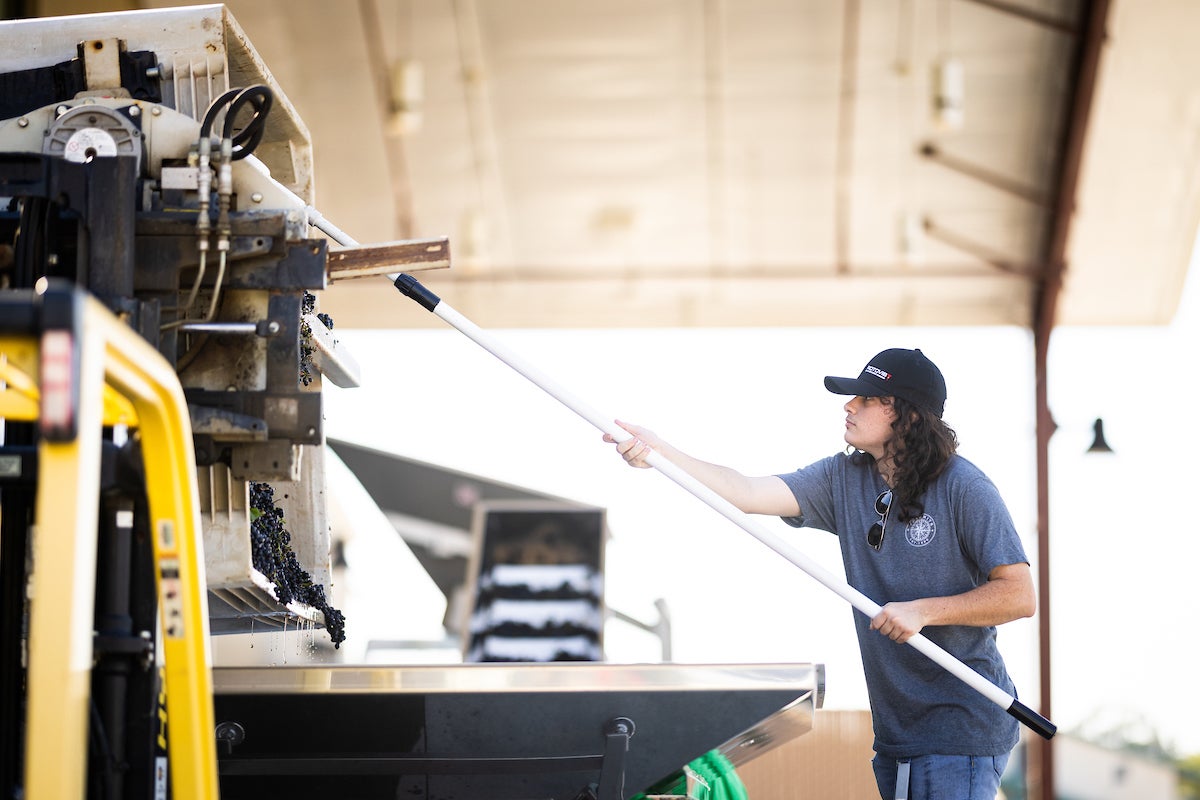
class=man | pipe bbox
[604,348,1035,800]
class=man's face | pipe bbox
[842,394,897,458]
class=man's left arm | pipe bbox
[869,562,1036,643]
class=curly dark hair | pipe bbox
[850,396,959,522]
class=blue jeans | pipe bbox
[872,753,1010,800]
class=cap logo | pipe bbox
[865,365,892,381]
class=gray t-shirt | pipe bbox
[777,452,1027,759]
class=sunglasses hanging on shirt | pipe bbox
[868,490,892,550]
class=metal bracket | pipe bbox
[214,721,246,756]
[596,716,635,800]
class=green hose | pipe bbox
[632,749,748,800]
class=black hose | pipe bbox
[198,85,274,160]
[199,88,242,140]
[223,85,274,160]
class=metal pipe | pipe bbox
[1029,2,1111,798]
[959,0,1080,35]
[175,322,259,335]
[918,143,1050,208]
[921,217,1033,276]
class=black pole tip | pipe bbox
[393,273,441,312]
[1007,699,1056,740]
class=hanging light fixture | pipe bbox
[930,0,963,131]
[387,58,424,135]
[932,56,965,130]
[1087,418,1114,453]
[897,210,924,264]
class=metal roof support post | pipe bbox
[1031,299,1056,800]
[1030,2,1110,798]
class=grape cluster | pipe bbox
[249,481,346,647]
[299,291,335,387]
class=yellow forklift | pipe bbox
[1,282,219,798]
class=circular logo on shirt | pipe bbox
[905,514,936,547]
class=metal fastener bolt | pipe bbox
[55,105,69,117]
[17,117,28,128]
[128,105,140,117]
[151,106,162,116]
[251,192,264,203]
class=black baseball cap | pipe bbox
[824,348,947,417]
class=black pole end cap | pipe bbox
[393,273,440,312]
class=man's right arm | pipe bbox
[603,420,801,516]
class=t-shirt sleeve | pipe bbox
[775,455,840,532]
[955,474,1029,576]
